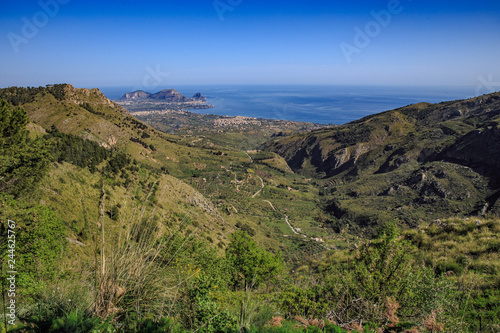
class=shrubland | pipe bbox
[0,88,499,332]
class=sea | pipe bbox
[98,85,479,125]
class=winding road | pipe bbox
[251,176,265,198]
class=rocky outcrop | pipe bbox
[120,90,150,100]
[192,92,207,102]
[149,89,191,102]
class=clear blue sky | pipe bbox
[1,0,499,89]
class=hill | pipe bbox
[131,109,326,150]
[0,84,334,254]
[1,85,499,332]
[264,92,500,233]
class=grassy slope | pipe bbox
[10,85,500,257]
[2,85,499,332]
[38,162,233,262]
[6,85,333,262]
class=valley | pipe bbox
[0,84,499,332]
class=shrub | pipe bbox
[0,200,67,299]
[226,231,283,291]
[435,260,464,275]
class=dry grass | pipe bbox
[384,297,400,328]
[267,316,284,328]
[92,212,173,320]
[91,183,195,321]
[422,311,445,332]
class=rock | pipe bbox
[119,90,150,100]
[192,92,207,102]
[149,89,191,102]
[408,173,427,186]
[432,219,445,227]
[380,186,396,196]
[480,203,489,216]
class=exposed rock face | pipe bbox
[438,126,500,186]
[120,90,151,100]
[265,91,500,221]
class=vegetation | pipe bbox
[0,84,68,106]
[0,87,499,332]
[265,92,500,233]
[226,230,283,291]
[0,101,50,197]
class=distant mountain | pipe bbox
[121,90,150,100]
[118,89,207,103]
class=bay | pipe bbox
[98,85,478,125]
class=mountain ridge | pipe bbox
[3,83,500,235]
[1,84,499,332]
[118,88,207,103]
[263,91,500,230]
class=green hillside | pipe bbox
[0,86,499,332]
[264,92,500,234]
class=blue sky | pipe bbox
[0,0,499,89]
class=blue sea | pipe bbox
[98,85,478,125]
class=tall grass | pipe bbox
[92,216,171,320]
[91,180,201,324]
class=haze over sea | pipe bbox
[100,85,478,125]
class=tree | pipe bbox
[226,230,283,291]
[352,221,414,301]
[0,101,50,197]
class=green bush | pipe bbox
[0,198,66,299]
[226,231,283,291]
[180,275,237,332]
[279,222,454,330]
[435,260,464,275]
